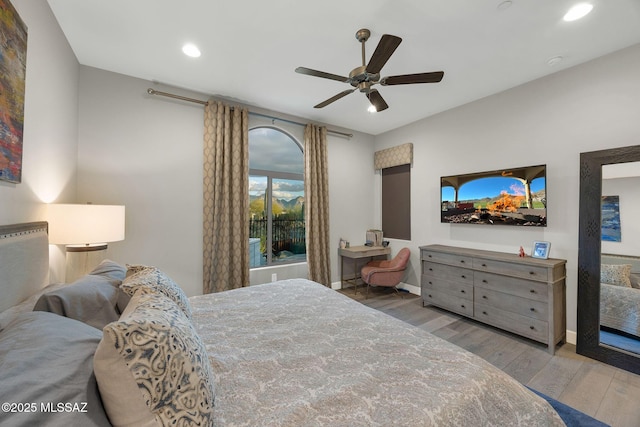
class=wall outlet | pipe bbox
[271,273,277,282]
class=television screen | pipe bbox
[441,164,546,226]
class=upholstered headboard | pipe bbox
[0,222,49,312]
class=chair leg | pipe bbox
[393,287,404,299]
[365,283,370,299]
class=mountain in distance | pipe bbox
[249,194,304,215]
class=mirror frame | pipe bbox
[577,145,640,375]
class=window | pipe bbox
[382,164,411,240]
[248,127,305,267]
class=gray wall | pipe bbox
[76,67,376,296]
[372,43,640,338]
[0,0,80,282]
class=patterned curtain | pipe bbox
[203,100,249,293]
[304,124,331,286]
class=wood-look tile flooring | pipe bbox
[338,287,640,427]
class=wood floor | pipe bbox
[338,287,640,427]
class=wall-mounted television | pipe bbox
[441,164,546,226]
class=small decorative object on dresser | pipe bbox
[532,241,551,259]
[420,244,566,354]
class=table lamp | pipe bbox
[47,204,125,282]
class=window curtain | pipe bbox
[203,100,249,293]
[304,124,331,287]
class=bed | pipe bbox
[600,254,640,338]
[0,221,569,426]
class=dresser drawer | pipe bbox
[474,288,548,321]
[473,258,548,281]
[474,271,548,302]
[422,276,473,300]
[422,250,473,268]
[423,289,473,317]
[475,302,548,342]
[423,261,474,285]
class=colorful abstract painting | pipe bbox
[0,0,27,183]
[601,195,621,242]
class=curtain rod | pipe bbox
[147,88,353,138]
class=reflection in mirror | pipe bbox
[578,145,640,375]
[599,162,640,354]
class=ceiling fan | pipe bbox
[295,28,444,112]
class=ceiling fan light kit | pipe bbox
[295,28,444,112]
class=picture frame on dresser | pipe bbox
[532,241,551,259]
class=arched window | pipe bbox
[248,127,305,267]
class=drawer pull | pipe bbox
[482,295,488,299]
[530,289,536,294]
[529,271,535,275]
[481,263,487,267]
[428,294,432,298]
[460,290,466,293]
[482,279,488,283]
[428,281,433,285]
[460,260,465,264]
[529,326,535,330]
[429,268,433,271]
[530,308,535,312]
[482,311,488,315]
[428,254,432,258]
[461,275,466,279]
[461,304,466,308]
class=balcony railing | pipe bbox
[249,218,306,266]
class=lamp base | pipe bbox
[65,244,108,283]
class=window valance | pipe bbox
[374,143,413,170]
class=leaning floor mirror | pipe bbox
[577,145,640,375]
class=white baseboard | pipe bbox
[566,330,577,345]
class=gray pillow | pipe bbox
[33,260,127,329]
[0,311,111,426]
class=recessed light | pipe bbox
[563,3,593,21]
[182,43,201,58]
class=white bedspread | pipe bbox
[190,279,564,426]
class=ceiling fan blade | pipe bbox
[295,67,349,83]
[381,71,444,86]
[366,34,402,74]
[314,89,356,108]
[367,89,389,112]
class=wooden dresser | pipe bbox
[420,244,566,354]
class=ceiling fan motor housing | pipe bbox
[295,27,444,111]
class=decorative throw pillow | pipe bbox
[94,292,214,427]
[600,264,632,287]
[33,259,128,329]
[121,265,192,319]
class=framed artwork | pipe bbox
[532,241,550,259]
[0,0,28,183]
[601,195,621,242]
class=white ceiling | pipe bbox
[47,0,640,135]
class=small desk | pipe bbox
[339,245,391,293]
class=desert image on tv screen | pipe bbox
[441,164,546,226]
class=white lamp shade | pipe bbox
[47,204,125,245]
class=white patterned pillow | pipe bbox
[121,265,192,319]
[601,264,632,287]
[94,292,214,427]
